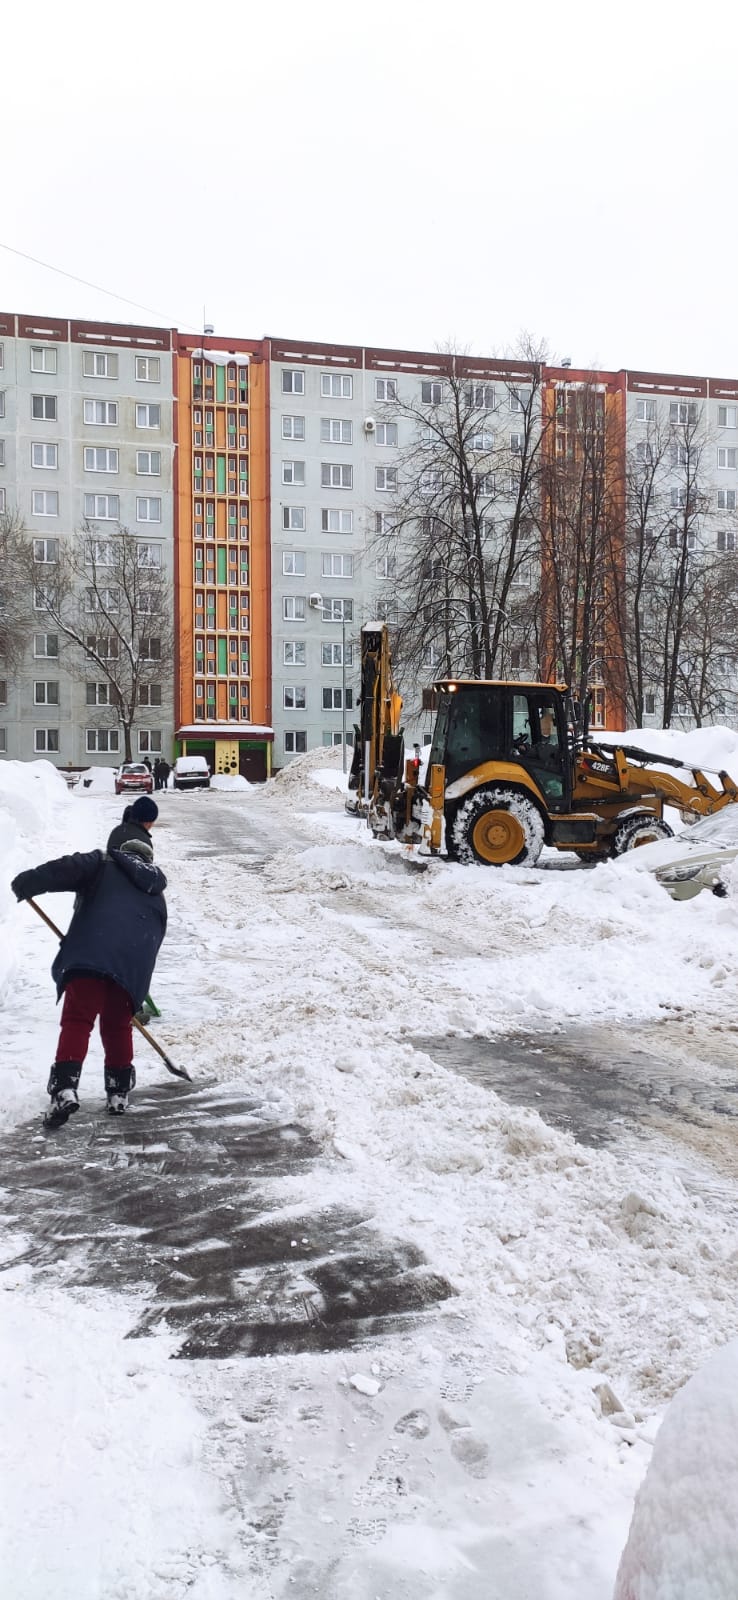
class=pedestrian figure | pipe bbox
[159,759,171,790]
[153,757,162,790]
[106,794,159,853]
[11,799,167,1127]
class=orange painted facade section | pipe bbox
[173,333,270,753]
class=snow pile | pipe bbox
[210,773,251,791]
[613,1338,738,1599]
[605,723,738,781]
[271,743,346,798]
[73,765,117,794]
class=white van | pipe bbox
[172,755,211,791]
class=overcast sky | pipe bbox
[4,0,737,378]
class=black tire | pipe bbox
[612,814,674,854]
[450,786,545,866]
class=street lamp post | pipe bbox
[310,591,348,774]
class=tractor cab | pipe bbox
[428,681,574,812]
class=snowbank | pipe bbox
[604,723,738,780]
[73,765,117,794]
[613,1338,738,1599]
[210,773,251,791]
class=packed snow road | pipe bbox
[3,752,738,1599]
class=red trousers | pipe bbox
[56,975,134,1068]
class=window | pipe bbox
[138,730,162,754]
[0,680,6,703]
[282,370,305,395]
[321,641,353,666]
[34,680,59,705]
[718,405,738,428]
[636,441,654,464]
[136,496,161,521]
[509,388,530,412]
[469,431,493,451]
[509,432,523,454]
[86,682,110,705]
[375,421,398,447]
[282,506,306,531]
[670,401,697,425]
[421,381,443,405]
[375,597,398,623]
[670,488,687,509]
[84,446,118,472]
[86,634,119,659]
[83,351,118,378]
[284,641,306,666]
[84,493,120,520]
[282,460,306,485]
[321,552,353,577]
[136,403,161,429]
[420,469,442,493]
[321,463,353,489]
[375,378,397,401]
[645,693,656,715]
[284,730,307,753]
[717,530,737,552]
[717,489,737,510]
[0,392,4,419]
[283,685,306,709]
[282,551,306,576]
[321,373,352,398]
[376,554,397,579]
[422,645,441,669]
[475,472,496,495]
[33,538,59,563]
[320,418,353,444]
[717,447,738,469]
[30,346,57,373]
[84,399,118,425]
[283,596,306,621]
[139,637,161,660]
[0,440,4,465]
[322,598,353,623]
[32,490,59,516]
[0,344,3,368]
[375,466,397,492]
[34,729,60,752]
[322,687,353,711]
[136,450,161,475]
[668,528,696,549]
[321,508,353,533]
[138,684,163,706]
[0,730,6,753]
[86,728,120,753]
[636,398,656,422]
[374,511,395,535]
[0,488,5,513]
[32,394,57,420]
[34,633,58,657]
[137,543,162,567]
[671,443,688,466]
[31,442,58,469]
[85,585,119,611]
[136,356,161,382]
[282,415,305,440]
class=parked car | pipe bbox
[115,762,154,797]
[172,755,211,791]
[614,805,738,900]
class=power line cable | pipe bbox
[0,239,200,330]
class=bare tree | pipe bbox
[372,342,548,713]
[24,523,174,761]
[610,416,673,724]
[0,509,32,669]
[536,380,625,715]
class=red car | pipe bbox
[115,762,154,797]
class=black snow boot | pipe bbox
[45,1061,82,1129]
[104,1066,136,1116]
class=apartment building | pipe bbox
[0,312,175,764]
[3,311,738,769]
[172,332,272,780]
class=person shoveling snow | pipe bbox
[10,798,167,1127]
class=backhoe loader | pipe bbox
[347,623,738,866]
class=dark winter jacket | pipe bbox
[11,849,167,1009]
[106,815,154,854]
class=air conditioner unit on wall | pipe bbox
[364,417,376,433]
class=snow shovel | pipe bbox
[25,898,192,1082]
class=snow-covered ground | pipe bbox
[2,741,738,1599]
